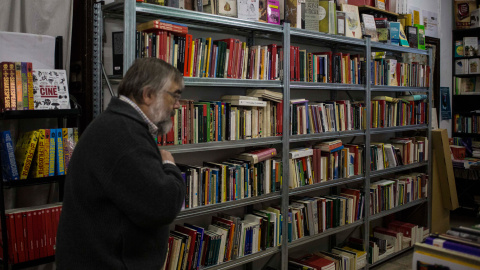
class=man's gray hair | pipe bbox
[118,58,184,104]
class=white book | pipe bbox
[236,0,258,21]
[289,147,314,159]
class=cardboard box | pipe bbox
[432,129,459,211]
[432,154,451,234]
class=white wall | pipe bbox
[404,0,453,135]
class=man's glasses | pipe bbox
[165,91,181,102]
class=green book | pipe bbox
[318,0,330,33]
[414,24,425,50]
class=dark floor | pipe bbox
[372,208,480,270]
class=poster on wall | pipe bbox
[440,87,452,120]
[423,10,439,38]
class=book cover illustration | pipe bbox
[0,130,19,181]
[218,0,237,17]
[414,24,425,50]
[455,40,464,57]
[258,0,268,22]
[267,0,280,25]
[15,130,39,180]
[463,37,478,56]
[361,14,378,42]
[237,0,259,21]
[341,4,361,39]
[469,58,480,74]
[32,69,70,110]
[285,0,299,28]
[303,0,318,31]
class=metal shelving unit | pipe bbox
[368,246,414,268]
[98,2,433,270]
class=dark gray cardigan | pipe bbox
[56,97,185,269]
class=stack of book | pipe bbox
[178,148,280,209]
[288,191,364,242]
[370,220,428,264]
[370,136,429,171]
[288,238,367,270]
[288,141,364,189]
[158,95,283,145]
[0,129,79,181]
[163,209,282,270]
[290,99,366,135]
[371,95,428,128]
[369,173,428,215]
[2,203,62,264]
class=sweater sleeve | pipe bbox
[102,146,186,229]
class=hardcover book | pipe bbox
[318,0,331,33]
[469,58,480,74]
[361,14,378,41]
[285,0,300,28]
[398,24,410,47]
[259,0,268,22]
[303,0,319,31]
[406,26,418,48]
[15,130,39,180]
[32,69,70,110]
[336,11,346,36]
[0,130,19,181]
[218,0,237,17]
[414,24,425,50]
[267,0,280,25]
[389,22,401,46]
[455,59,468,75]
[463,37,478,56]
[237,0,259,21]
[454,0,476,29]
[341,4,362,39]
[455,40,464,57]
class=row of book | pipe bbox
[178,148,281,209]
[370,136,429,172]
[420,225,480,258]
[370,220,429,264]
[371,95,428,128]
[455,36,479,58]
[288,141,363,189]
[0,62,70,111]
[369,173,428,216]
[454,76,480,95]
[288,191,364,242]
[0,128,78,181]
[288,239,367,270]
[290,99,366,135]
[371,58,430,87]
[162,210,282,270]
[157,93,283,146]
[453,114,480,134]
[0,204,62,264]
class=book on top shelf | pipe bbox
[32,69,70,110]
[341,4,362,39]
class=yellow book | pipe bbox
[73,127,79,144]
[15,130,39,179]
[372,96,399,103]
[26,63,34,109]
[30,129,45,178]
[176,241,185,270]
[189,41,195,77]
[260,48,265,80]
[62,128,70,174]
[15,62,23,110]
[43,129,50,177]
[205,38,212,78]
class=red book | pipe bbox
[175,225,198,270]
[165,236,174,269]
[312,52,333,82]
[165,115,175,145]
[291,254,336,269]
[6,213,17,263]
[44,208,53,256]
[341,188,361,219]
[32,210,40,259]
[137,20,188,35]
[26,210,35,260]
[211,216,235,260]
[344,144,359,175]
[233,40,242,79]
[193,39,199,77]
[268,44,277,80]
[237,148,277,164]
[15,212,26,262]
[215,38,236,79]
[39,209,46,258]
[295,46,300,81]
[237,44,244,79]
[276,102,283,136]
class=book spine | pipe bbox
[49,129,56,176]
[1,62,11,110]
[15,62,23,110]
[55,129,65,175]
[26,63,34,110]
[8,62,16,110]
[0,131,19,180]
[19,131,39,180]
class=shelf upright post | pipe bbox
[92,1,104,118]
[281,22,291,270]
[427,47,433,231]
[363,36,372,270]
[124,0,136,75]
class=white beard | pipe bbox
[148,94,174,135]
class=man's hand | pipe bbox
[160,150,175,163]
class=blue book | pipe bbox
[157,19,188,28]
[0,131,19,181]
[184,223,205,269]
[49,129,56,176]
[389,22,401,46]
[55,129,65,175]
[425,236,480,257]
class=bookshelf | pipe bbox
[98,1,433,269]
[0,109,80,269]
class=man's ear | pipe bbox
[142,86,156,105]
